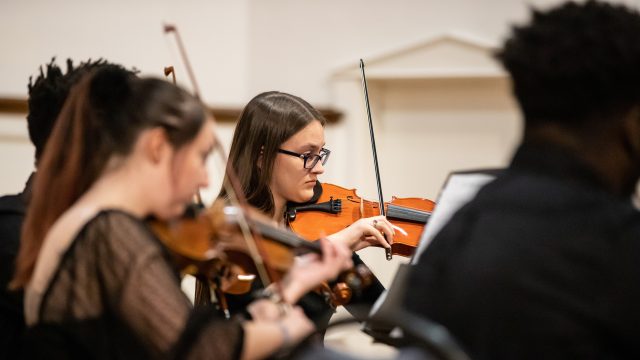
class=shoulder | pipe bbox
[83,209,148,235]
[0,195,26,255]
[69,210,179,286]
[463,169,625,219]
[79,210,165,262]
[0,194,25,233]
[0,194,26,215]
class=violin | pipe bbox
[287,182,435,257]
[150,201,374,308]
[149,203,255,297]
[159,25,371,309]
[287,60,435,260]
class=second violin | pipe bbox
[151,201,374,308]
[287,182,435,257]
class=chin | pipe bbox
[297,189,315,203]
[155,204,186,221]
[171,203,187,217]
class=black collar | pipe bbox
[509,142,611,194]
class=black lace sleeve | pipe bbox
[39,210,244,359]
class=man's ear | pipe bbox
[143,127,170,164]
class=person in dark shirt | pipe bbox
[0,58,131,358]
[404,1,640,359]
[0,178,30,359]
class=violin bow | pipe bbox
[163,65,206,208]
[163,64,218,309]
[163,24,281,295]
[359,59,392,261]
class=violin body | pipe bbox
[150,201,373,306]
[287,182,435,257]
[149,205,256,295]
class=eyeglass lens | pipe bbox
[304,149,329,169]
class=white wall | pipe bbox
[248,0,558,105]
[2,0,638,192]
[0,115,34,194]
[0,0,249,103]
[0,0,250,192]
[2,0,639,354]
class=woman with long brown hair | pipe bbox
[11,68,352,359]
[220,91,393,331]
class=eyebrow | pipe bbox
[299,142,326,151]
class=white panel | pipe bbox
[0,116,34,194]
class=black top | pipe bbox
[26,210,244,359]
[0,175,32,359]
[405,143,640,359]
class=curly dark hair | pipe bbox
[496,0,640,127]
[27,58,134,163]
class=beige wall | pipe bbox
[0,115,33,194]
[2,0,638,354]
[2,0,633,194]
[0,0,250,104]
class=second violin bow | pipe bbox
[359,59,392,261]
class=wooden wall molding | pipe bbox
[0,97,342,124]
[0,97,28,114]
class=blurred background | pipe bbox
[2,0,635,356]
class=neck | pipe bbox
[75,159,151,218]
[271,195,286,226]
[525,124,637,197]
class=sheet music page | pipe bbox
[368,172,497,318]
[411,173,496,264]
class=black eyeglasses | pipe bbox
[277,148,331,169]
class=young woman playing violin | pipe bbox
[220,91,394,330]
[11,68,352,359]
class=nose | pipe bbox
[200,168,210,188]
[310,159,325,174]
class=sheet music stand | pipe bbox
[361,169,501,359]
